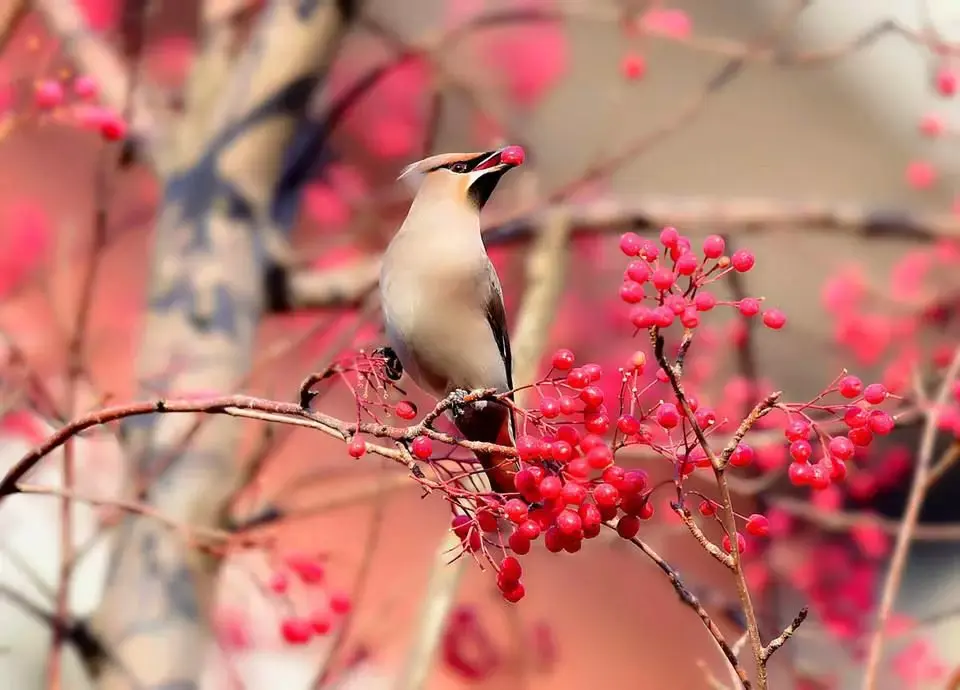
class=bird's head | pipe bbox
[398,146,526,210]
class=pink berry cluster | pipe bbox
[617,227,785,332]
[263,552,352,645]
[24,75,128,141]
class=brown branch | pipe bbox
[0,391,521,500]
[653,331,771,688]
[621,526,751,690]
[761,607,808,663]
[861,348,960,690]
[0,0,27,53]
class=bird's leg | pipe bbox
[372,346,403,381]
[448,388,471,419]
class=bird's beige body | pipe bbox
[380,194,508,399]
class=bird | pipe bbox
[378,145,526,495]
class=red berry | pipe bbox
[626,260,651,283]
[267,571,289,594]
[920,112,944,137]
[680,307,700,328]
[675,252,698,276]
[620,232,642,256]
[738,298,760,317]
[551,440,573,463]
[617,414,640,435]
[745,514,769,537]
[509,531,531,554]
[652,268,676,292]
[703,235,725,259]
[659,226,679,247]
[516,435,540,461]
[100,114,128,142]
[788,462,813,487]
[694,291,716,311]
[566,368,590,389]
[698,500,716,517]
[347,437,366,458]
[730,249,755,272]
[476,509,499,532]
[310,612,332,635]
[656,403,680,429]
[722,532,746,554]
[838,375,863,399]
[728,443,754,468]
[329,592,351,615]
[395,400,418,420]
[451,515,472,539]
[280,617,313,645]
[502,582,526,603]
[844,406,869,428]
[566,458,590,479]
[583,363,603,381]
[621,53,646,80]
[868,410,894,436]
[560,481,587,505]
[499,556,522,583]
[584,414,611,435]
[762,309,786,330]
[518,519,541,540]
[936,67,957,96]
[828,436,855,461]
[616,515,640,539]
[849,426,873,447]
[499,145,525,166]
[785,420,810,442]
[539,475,562,500]
[789,440,812,463]
[544,526,564,552]
[539,397,560,418]
[73,75,98,99]
[579,385,604,409]
[593,483,619,507]
[287,554,325,584]
[863,383,888,405]
[411,436,433,459]
[559,395,577,415]
[34,80,64,109]
[620,281,645,303]
[504,498,528,524]
[906,160,936,189]
[552,349,575,370]
[555,509,582,537]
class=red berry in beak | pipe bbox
[500,145,525,167]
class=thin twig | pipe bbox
[860,348,960,690]
[622,526,751,690]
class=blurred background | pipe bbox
[1,0,959,688]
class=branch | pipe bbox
[622,528,751,690]
[293,194,960,310]
[860,347,960,690]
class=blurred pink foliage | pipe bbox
[77,0,119,31]
[0,201,49,296]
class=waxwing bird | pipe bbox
[379,146,526,494]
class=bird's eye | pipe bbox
[450,162,468,173]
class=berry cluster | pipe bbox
[262,552,352,645]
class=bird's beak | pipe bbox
[472,145,526,173]
[466,145,525,208]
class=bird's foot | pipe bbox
[448,388,472,418]
[372,346,403,381]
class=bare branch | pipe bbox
[861,348,960,690]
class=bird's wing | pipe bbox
[483,260,514,397]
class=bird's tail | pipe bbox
[454,402,518,495]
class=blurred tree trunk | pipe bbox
[90,3,357,688]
